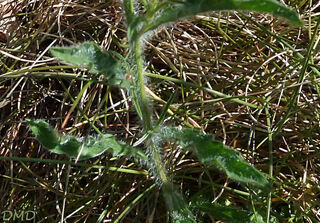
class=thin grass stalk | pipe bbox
[273,18,320,136]
[147,72,262,109]
[0,156,148,175]
[265,105,273,223]
[114,183,157,223]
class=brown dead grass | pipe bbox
[0,0,319,222]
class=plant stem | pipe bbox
[265,105,273,223]
[123,0,135,23]
[150,144,168,184]
[134,40,153,131]
[132,39,168,185]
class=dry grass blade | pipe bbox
[0,0,23,42]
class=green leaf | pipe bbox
[162,183,197,223]
[171,208,197,223]
[123,0,135,24]
[145,0,302,32]
[27,119,147,161]
[27,119,60,149]
[159,127,270,189]
[50,42,130,88]
[191,201,264,223]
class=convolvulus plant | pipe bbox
[27,0,302,222]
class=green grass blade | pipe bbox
[113,183,157,223]
[27,119,147,161]
[160,127,270,189]
[155,90,177,128]
[50,42,130,88]
[192,201,264,223]
[145,0,302,32]
[0,156,148,175]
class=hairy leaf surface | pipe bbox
[171,208,197,223]
[27,119,60,149]
[50,42,130,88]
[160,127,270,188]
[192,201,264,223]
[27,119,147,160]
[163,186,196,223]
[145,0,302,32]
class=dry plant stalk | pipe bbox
[0,0,23,42]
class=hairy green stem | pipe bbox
[134,40,152,131]
[132,38,169,185]
[123,0,134,23]
[150,144,168,184]
[124,0,169,186]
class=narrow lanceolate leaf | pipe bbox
[160,127,270,189]
[192,201,264,223]
[50,42,130,88]
[27,119,147,161]
[145,0,302,32]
